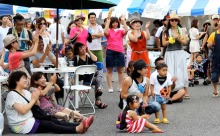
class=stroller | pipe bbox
[189,59,209,87]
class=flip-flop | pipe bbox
[79,118,87,134]
[86,115,94,129]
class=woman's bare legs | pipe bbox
[117,67,124,91]
[106,68,113,92]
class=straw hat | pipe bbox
[3,34,17,48]
[74,13,86,21]
[169,12,179,20]
[130,18,143,25]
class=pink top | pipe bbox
[8,52,22,71]
[69,27,89,46]
[106,29,125,53]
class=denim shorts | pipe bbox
[211,71,220,83]
[137,101,161,115]
[106,49,125,68]
[154,94,168,104]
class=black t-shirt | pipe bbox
[73,55,95,82]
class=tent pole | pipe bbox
[55,7,59,68]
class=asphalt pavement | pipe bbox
[3,72,220,136]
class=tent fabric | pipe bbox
[141,0,220,16]
[0,4,13,15]
[103,0,145,14]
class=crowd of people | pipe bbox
[0,10,220,134]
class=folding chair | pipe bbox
[63,65,97,115]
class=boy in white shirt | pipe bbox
[150,63,172,124]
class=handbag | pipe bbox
[12,90,52,121]
[118,94,123,109]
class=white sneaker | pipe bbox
[117,87,121,92]
[108,89,114,93]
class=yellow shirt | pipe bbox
[207,30,220,44]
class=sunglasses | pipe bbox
[39,23,46,25]
[170,19,179,22]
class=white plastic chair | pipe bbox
[63,65,97,115]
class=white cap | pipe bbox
[212,14,219,20]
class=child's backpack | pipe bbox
[116,112,127,130]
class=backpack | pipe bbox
[116,111,127,130]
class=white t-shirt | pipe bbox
[86,24,103,50]
[29,51,55,67]
[150,71,172,95]
[155,26,164,38]
[0,26,9,51]
[5,90,35,134]
[48,23,65,44]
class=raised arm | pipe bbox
[39,73,59,96]
[144,21,151,40]
[20,30,39,60]
[87,48,97,62]
[120,15,128,35]
[104,18,110,36]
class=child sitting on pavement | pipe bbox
[122,94,163,133]
[150,63,172,124]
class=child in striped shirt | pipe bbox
[123,95,163,133]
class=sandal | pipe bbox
[154,118,160,124]
[213,92,219,97]
[184,95,190,99]
[95,100,108,109]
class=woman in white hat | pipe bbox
[3,31,39,86]
[69,13,92,46]
[162,13,190,98]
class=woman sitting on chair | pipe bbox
[73,42,107,109]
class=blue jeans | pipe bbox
[52,44,63,57]
[137,101,161,115]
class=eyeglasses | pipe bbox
[39,23,46,25]
[170,19,179,22]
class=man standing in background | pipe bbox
[0,15,9,52]
[155,16,169,58]
[48,16,65,57]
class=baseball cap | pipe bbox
[133,59,148,70]
[3,34,17,48]
[212,14,219,20]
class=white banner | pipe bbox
[141,3,170,19]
